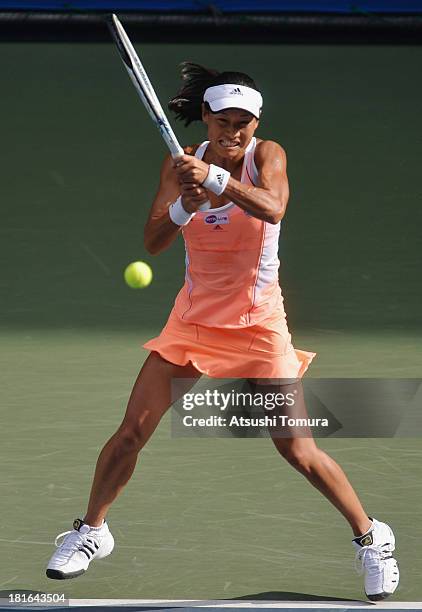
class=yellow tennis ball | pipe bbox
[124,261,153,289]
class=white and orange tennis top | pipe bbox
[173,136,283,328]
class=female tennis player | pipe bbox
[46,63,399,600]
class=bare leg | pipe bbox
[252,379,372,537]
[84,352,201,527]
[273,436,371,536]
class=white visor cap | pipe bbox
[203,84,263,119]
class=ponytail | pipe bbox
[168,62,220,126]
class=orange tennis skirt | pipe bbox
[143,306,315,379]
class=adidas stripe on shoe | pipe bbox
[46,518,114,580]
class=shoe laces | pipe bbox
[354,543,391,576]
[54,530,99,561]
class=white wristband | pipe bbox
[169,196,195,227]
[203,164,231,196]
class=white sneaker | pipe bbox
[46,518,114,580]
[353,517,399,601]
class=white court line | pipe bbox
[67,600,422,609]
[0,575,18,588]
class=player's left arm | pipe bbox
[223,140,289,224]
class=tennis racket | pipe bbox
[108,14,211,211]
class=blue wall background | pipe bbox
[1,1,422,12]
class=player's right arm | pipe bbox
[144,152,208,255]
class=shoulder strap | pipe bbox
[242,137,259,185]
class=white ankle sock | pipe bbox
[85,519,105,530]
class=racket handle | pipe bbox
[172,147,185,159]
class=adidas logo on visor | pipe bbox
[229,87,243,95]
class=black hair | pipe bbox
[168,62,260,126]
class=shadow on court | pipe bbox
[233,591,366,602]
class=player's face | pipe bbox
[202,107,259,160]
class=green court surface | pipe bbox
[0,42,421,601]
